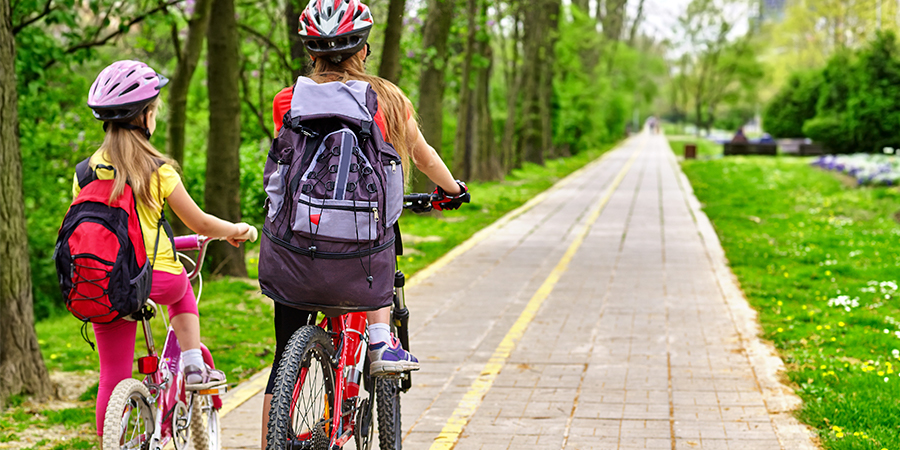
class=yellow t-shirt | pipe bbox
[72,151,184,275]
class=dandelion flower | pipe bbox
[817,325,823,331]
[836,432,844,438]
[777,327,784,332]
[777,301,783,306]
[839,322,845,327]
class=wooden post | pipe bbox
[684,144,697,159]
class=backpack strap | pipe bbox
[75,157,96,189]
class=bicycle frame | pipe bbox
[291,269,409,449]
[130,235,223,450]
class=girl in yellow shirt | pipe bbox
[80,60,254,438]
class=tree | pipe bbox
[675,0,762,133]
[378,0,406,83]
[206,0,246,276]
[167,0,214,168]
[0,0,51,408]
[286,0,309,80]
[519,0,561,164]
[416,0,454,188]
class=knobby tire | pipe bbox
[266,325,336,450]
[376,378,402,450]
[190,394,221,450]
[101,378,154,450]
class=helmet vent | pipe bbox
[121,83,140,96]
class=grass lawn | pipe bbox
[681,154,900,450]
[667,134,721,159]
[6,143,617,449]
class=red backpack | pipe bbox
[53,158,170,327]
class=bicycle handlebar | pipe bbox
[403,193,438,214]
[174,226,258,281]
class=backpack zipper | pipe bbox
[298,198,376,213]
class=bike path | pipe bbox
[219,133,818,449]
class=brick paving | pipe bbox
[219,133,818,449]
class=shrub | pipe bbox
[762,70,821,138]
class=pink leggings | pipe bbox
[93,269,198,436]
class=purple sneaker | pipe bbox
[368,337,419,376]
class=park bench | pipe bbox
[723,142,778,156]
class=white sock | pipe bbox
[367,323,391,344]
[182,348,204,369]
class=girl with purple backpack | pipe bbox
[259,0,470,444]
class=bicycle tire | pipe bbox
[190,394,221,450]
[102,378,154,450]
[376,378,402,450]
[266,325,336,450]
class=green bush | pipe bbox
[762,70,821,138]
[802,116,851,152]
[776,32,900,153]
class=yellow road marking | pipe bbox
[407,149,617,289]
[219,367,271,418]
[428,147,642,449]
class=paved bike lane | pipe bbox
[219,133,819,449]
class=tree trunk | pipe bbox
[167,0,213,168]
[571,0,589,15]
[601,0,628,42]
[540,0,560,158]
[453,0,477,181]
[519,0,559,165]
[415,0,454,191]
[286,0,309,81]
[500,2,522,170]
[0,0,51,408]
[473,32,499,179]
[205,0,246,277]
[628,0,645,45]
[378,0,406,83]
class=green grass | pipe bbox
[21,142,617,447]
[667,135,721,159]
[680,154,900,449]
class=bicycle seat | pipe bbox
[124,299,158,322]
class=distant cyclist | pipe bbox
[259,0,469,445]
[77,60,254,440]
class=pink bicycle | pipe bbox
[101,231,256,450]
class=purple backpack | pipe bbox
[259,77,403,315]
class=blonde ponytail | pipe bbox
[98,99,178,209]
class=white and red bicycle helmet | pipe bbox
[88,60,168,122]
[298,0,374,63]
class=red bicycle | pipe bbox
[266,194,437,450]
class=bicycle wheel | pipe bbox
[102,378,155,450]
[267,325,336,450]
[190,394,221,450]
[376,378,402,450]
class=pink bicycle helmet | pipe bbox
[88,60,168,122]
[299,0,374,63]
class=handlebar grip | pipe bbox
[174,235,201,251]
[236,226,258,243]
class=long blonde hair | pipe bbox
[309,53,413,184]
[98,98,177,209]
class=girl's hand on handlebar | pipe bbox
[432,180,470,211]
[227,223,258,247]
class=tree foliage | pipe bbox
[768,32,900,153]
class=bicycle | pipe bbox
[101,229,258,450]
[266,193,449,450]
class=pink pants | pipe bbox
[93,269,198,436]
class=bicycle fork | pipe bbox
[392,270,412,392]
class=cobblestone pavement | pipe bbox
[219,134,819,449]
